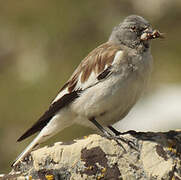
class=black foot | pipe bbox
[89,118,138,151]
[107,125,121,136]
[107,126,138,151]
[102,133,126,151]
[108,126,138,136]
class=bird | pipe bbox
[12,15,163,167]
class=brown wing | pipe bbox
[66,42,122,92]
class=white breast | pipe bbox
[71,50,153,127]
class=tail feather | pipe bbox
[12,105,74,167]
[17,90,80,142]
[12,132,43,167]
[12,113,66,167]
[17,119,50,142]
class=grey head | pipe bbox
[109,15,162,49]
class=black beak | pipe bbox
[140,28,164,41]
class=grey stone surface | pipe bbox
[3,131,181,180]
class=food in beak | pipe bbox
[141,29,164,41]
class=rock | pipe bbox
[3,131,181,180]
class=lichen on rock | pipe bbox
[5,131,181,180]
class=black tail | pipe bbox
[17,91,80,142]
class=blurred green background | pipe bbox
[0,0,181,172]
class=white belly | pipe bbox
[71,49,152,128]
[71,64,151,128]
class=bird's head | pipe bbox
[109,15,164,49]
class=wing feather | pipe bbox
[17,42,122,142]
[66,42,122,91]
[17,90,81,141]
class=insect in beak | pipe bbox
[141,28,164,41]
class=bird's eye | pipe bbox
[130,26,136,32]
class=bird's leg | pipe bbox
[89,118,136,151]
[107,125,122,136]
[107,125,138,150]
[89,117,112,137]
[108,125,138,136]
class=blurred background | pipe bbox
[0,0,181,172]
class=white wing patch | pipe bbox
[112,50,124,65]
[52,50,123,104]
[75,51,124,91]
[52,88,69,103]
[75,71,98,90]
[52,72,98,104]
